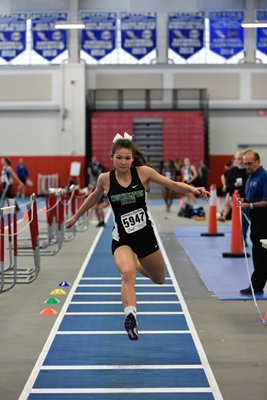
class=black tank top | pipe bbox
[107,166,153,242]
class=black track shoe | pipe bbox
[124,313,138,341]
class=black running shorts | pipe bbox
[111,228,159,259]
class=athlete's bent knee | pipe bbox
[152,275,165,285]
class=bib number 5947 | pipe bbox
[121,208,146,233]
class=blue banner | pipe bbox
[256,10,267,56]
[168,12,204,60]
[32,12,67,61]
[121,13,156,60]
[80,12,116,61]
[209,11,244,59]
[0,14,26,62]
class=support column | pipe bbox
[243,0,256,63]
[68,0,80,63]
[156,13,168,64]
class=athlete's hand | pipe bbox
[65,215,77,229]
[194,187,210,200]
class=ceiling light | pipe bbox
[241,20,267,28]
[54,21,85,30]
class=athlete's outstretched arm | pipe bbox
[139,166,210,199]
[65,173,106,228]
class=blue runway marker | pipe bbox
[19,213,223,400]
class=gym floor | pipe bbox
[1,197,266,400]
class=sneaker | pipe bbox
[96,221,105,227]
[240,287,264,295]
[124,313,138,341]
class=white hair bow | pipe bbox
[112,132,133,143]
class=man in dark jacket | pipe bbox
[240,150,267,295]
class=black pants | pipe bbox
[250,208,267,290]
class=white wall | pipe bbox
[0,64,267,161]
[210,110,267,166]
[0,64,86,156]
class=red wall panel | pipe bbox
[1,156,86,196]
[91,111,205,171]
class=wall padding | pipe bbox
[95,73,163,89]
[174,73,240,99]
[0,75,52,101]
[251,73,267,99]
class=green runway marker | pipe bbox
[44,297,61,304]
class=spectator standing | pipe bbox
[181,157,199,204]
[87,156,105,190]
[218,159,233,221]
[226,151,249,244]
[198,160,208,188]
[16,158,29,197]
[173,158,183,183]
[240,150,267,295]
[161,160,176,212]
[1,157,24,208]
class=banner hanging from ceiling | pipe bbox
[80,12,116,61]
[120,13,156,60]
[209,11,244,59]
[256,10,267,56]
[168,12,204,59]
[32,12,67,61]
[0,13,27,62]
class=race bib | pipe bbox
[121,208,146,234]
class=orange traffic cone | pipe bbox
[201,184,224,237]
[23,211,29,221]
[222,190,249,258]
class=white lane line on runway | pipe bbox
[77,284,174,287]
[152,219,224,400]
[65,311,183,315]
[41,364,203,370]
[70,301,180,304]
[56,330,190,335]
[30,388,212,394]
[73,292,177,295]
[81,277,172,281]
[18,214,109,400]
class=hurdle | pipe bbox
[60,186,76,242]
[2,201,41,286]
[70,186,91,232]
[16,194,39,251]
[0,205,17,292]
[17,190,62,257]
[34,188,64,256]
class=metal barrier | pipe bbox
[2,199,41,288]
[0,205,17,292]
[70,186,91,232]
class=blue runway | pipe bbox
[19,215,223,400]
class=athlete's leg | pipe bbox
[113,245,139,340]
[139,250,165,284]
[113,245,138,308]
